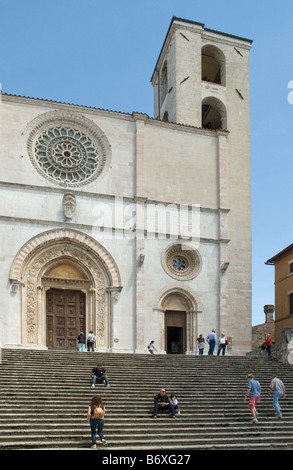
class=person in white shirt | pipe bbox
[217,333,227,356]
[87,330,96,352]
[268,375,286,418]
[148,341,157,354]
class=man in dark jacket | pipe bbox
[91,363,110,387]
[153,388,175,418]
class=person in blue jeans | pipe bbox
[206,330,217,355]
[91,363,110,387]
[153,389,175,418]
[87,395,106,448]
[196,334,206,355]
[268,375,286,418]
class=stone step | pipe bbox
[1,348,293,450]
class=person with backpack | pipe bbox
[87,330,96,351]
[87,395,106,448]
[263,333,273,358]
[77,332,86,351]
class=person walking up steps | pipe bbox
[148,341,157,354]
[268,374,286,418]
[87,330,96,352]
[244,374,261,424]
[87,395,106,448]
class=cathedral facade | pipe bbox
[0,18,252,355]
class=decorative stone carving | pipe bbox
[23,244,106,347]
[62,192,76,220]
[10,228,122,349]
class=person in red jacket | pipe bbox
[264,333,273,358]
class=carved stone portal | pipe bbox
[24,243,106,348]
[10,228,122,350]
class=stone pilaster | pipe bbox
[133,113,147,353]
[217,131,229,336]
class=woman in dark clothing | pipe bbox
[87,395,106,448]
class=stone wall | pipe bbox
[251,305,275,350]
[248,328,293,366]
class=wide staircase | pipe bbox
[0,348,293,450]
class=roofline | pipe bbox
[265,243,293,265]
[151,16,253,82]
[1,91,229,136]
[174,17,253,43]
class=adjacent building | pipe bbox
[266,244,293,343]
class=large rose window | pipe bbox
[24,111,111,187]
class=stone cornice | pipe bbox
[0,181,230,214]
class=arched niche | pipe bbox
[202,96,227,130]
[201,44,226,86]
[160,61,168,105]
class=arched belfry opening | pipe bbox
[202,96,227,130]
[160,61,168,105]
[201,44,226,86]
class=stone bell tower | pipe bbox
[151,17,253,354]
[151,17,252,131]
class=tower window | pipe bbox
[202,45,226,86]
[160,61,168,105]
[290,293,293,315]
[202,97,227,130]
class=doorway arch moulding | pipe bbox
[153,286,203,355]
[9,228,122,349]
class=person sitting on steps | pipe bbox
[152,388,175,418]
[91,363,110,388]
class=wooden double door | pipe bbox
[46,289,86,349]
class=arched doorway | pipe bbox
[10,229,122,350]
[159,290,200,354]
[44,261,89,349]
[165,310,186,354]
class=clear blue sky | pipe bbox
[1,0,293,326]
